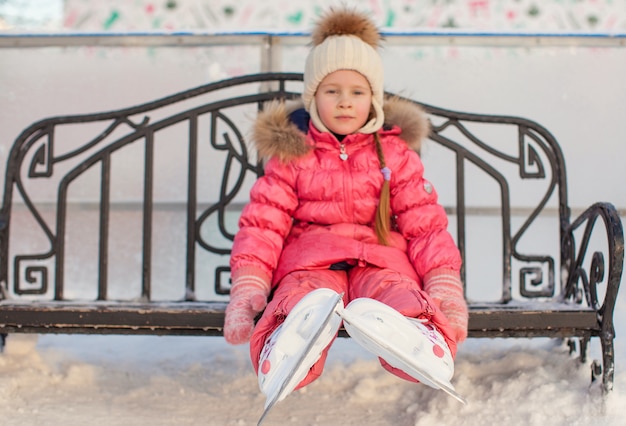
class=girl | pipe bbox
[224,7,467,396]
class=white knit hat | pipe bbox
[303,8,385,134]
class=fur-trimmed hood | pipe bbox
[252,96,431,163]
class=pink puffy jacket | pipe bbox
[230,98,462,289]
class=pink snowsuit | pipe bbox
[230,98,463,388]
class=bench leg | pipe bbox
[599,333,615,392]
[569,335,613,392]
[578,337,588,363]
[567,337,589,363]
[0,333,5,352]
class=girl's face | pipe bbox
[314,69,373,136]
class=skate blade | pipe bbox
[257,289,344,425]
[340,299,467,405]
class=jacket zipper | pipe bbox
[340,142,354,221]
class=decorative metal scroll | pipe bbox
[562,202,624,311]
[14,256,49,295]
[422,104,564,302]
[560,201,624,392]
[0,73,303,302]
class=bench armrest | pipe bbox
[562,202,624,327]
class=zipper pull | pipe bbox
[339,144,348,161]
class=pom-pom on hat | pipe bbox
[303,8,385,134]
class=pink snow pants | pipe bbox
[249,266,457,390]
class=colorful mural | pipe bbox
[1,0,625,32]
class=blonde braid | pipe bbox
[374,133,392,246]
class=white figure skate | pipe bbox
[257,288,344,425]
[340,297,466,404]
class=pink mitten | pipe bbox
[224,277,270,345]
[423,269,468,343]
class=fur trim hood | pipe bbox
[252,96,431,163]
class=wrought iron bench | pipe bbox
[0,73,622,392]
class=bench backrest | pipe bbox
[0,73,572,304]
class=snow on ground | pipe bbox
[1,289,625,426]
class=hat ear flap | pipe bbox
[309,98,330,134]
[358,97,385,134]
